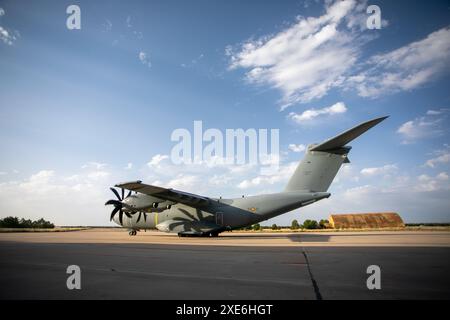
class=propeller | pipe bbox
[136,211,148,223]
[105,187,133,225]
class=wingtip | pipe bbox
[370,115,389,123]
[114,180,142,187]
[364,115,389,128]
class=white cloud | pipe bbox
[227,163,255,175]
[333,164,359,184]
[64,174,80,182]
[0,169,115,225]
[397,110,447,144]
[0,8,19,46]
[414,172,450,192]
[227,1,448,108]
[166,174,199,189]
[139,51,151,68]
[360,164,397,177]
[147,154,169,167]
[22,170,55,187]
[288,144,306,153]
[82,162,107,170]
[87,171,110,180]
[352,27,450,98]
[398,120,435,143]
[124,163,133,170]
[0,25,18,46]
[288,102,347,123]
[426,108,448,116]
[237,162,297,189]
[208,174,232,186]
[425,152,450,168]
[227,0,365,108]
[437,172,449,181]
[145,153,263,194]
[418,174,431,182]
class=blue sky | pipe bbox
[0,0,449,225]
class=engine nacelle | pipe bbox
[122,193,176,211]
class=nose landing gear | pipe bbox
[128,230,137,236]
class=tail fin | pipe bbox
[285,116,388,192]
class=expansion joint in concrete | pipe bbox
[302,249,322,300]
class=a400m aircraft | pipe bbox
[106,116,387,236]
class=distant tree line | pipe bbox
[293,219,329,230]
[0,216,55,229]
[237,219,330,231]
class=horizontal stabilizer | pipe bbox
[310,116,388,152]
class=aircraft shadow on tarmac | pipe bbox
[223,233,332,242]
[287,233,331,243]
[223,232,441,243]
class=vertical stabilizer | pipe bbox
[284,116,388,192]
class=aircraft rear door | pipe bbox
[215,212,223,226]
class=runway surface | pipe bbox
[0,229,449,299]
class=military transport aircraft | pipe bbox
[106,116,388,236]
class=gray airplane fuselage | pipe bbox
[113,191,330,232]
[107,116,388,236]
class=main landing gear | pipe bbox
[129,230,137,236]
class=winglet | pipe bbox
[310,116,388,152]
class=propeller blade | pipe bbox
[110,206,120,221]
[110,187,121,201]
[124,211,132,218]
[119,210,124,225]
[136,212,142,223]
[105,199,121,206]
[143,212,147,222]
[121,188,124,200]
[127,190,132,198]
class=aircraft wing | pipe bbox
[115,180,210,208]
